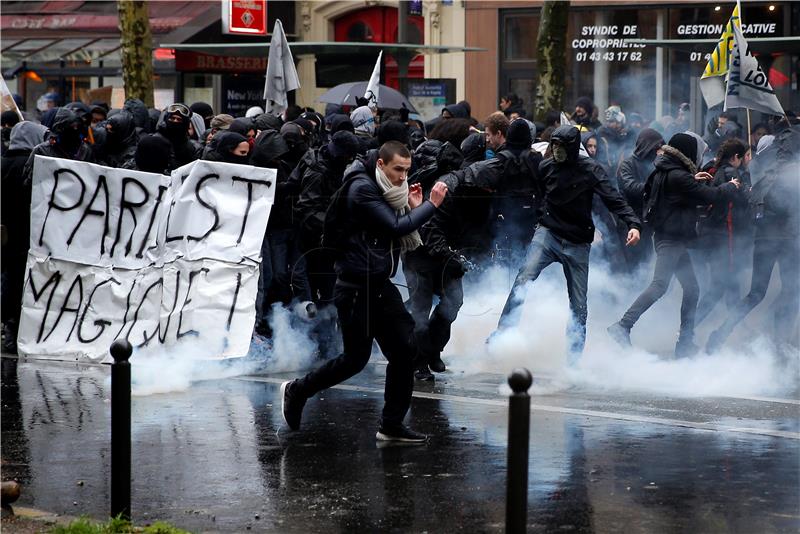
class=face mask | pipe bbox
[58,129,84,153]
[228,154,250,165]
[164,120,187,141]
[553,145,568,163]
[485,148,495,160]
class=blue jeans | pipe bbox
[498,226,590,358]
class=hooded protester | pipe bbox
[279,141,449,443]
[1,110,21,152]
[40,107,60,129]
[441,103,469,120]
[377,120,409,147]
[572,96,601,129]
[490,125,642,363]
[350,106,378,154]
[98,110,139,168]
[153,103,203,171]
[408,125,426,151]
[327,114,354,135]
[609,132,741,357]
[229,117,257,143]
[122,134,172,174]
[189,102,214,129]
[460,132,486,167]
[202,131,250,165]
[617,128,665,268]
[123,98,150,134]
[324,103,343,120]
[188,112,206,143]
[581,131,598,160]
[707,125,800,353]
[23,108,94,187]
[2,121,49,352]
[748,134,776,185]
[90,104,108,127]
[253,112,283,133]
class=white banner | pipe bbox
[19,156,275,361]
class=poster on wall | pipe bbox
[18,156,276,362]
[403,79,456,121]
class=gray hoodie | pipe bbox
[9,121,48,151]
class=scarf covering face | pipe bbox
[375,165,422,253]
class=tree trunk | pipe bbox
[117,0,155,107]
[534,0,570,122]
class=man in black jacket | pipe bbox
[609,132,741,357]
[491,125,642,363]
[281,141,448,442]
[153,103,203,172]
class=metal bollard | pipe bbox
[110,339,132,520]
[506,368,532,534]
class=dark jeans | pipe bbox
[695,236,745,325]
[620,238,699,339]
[712,238,800,344]
[498,226,590,357]
[294,278,416,426]
[265,228,312,305]
[403,264,464,367]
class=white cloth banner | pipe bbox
[724,23,785,117]
[365,51,382,111]
[19,156,276,361]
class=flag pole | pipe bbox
[736,0,751,144]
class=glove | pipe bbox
[444,254,474,279]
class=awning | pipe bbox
[160,41,487,57]
[625,36,800,54]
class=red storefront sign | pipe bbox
[175,50,267,73]
[222,0,267,35]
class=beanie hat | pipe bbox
[575,96,594,114]
[327,130,360,160]
[668,133,698,167]
[210,114,234,130]
[292,117,315,135]
[190,102,214,119]
[377,120,409,146]
[506,118,533,149]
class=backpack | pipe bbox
[496,149,539,194]
[642,168,668,228]
[321,177,356,250]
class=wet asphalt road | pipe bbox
[1,355,799,533]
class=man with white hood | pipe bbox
[608,132,742,357]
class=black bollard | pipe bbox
[506,367,532,534]
[110,339,132,520]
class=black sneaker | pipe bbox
[280,380,306,431]
[414,367,435,381]
[607,322,632,348]
[429,356,446,373]
[376,424,428,443]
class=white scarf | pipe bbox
[375,166,422,254]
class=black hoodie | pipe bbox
[618,128,664,215]
[537,125,640,244]
[98,111,139,168]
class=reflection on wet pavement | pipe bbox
[1,356,798,532]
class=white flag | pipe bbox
[264,19,301,116]
[724,23,784,116]
[560,112,573,126]
[364,51,382,111]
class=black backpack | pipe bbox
[496,149,539,194]
[321,177,356,250]
[642,168,668,227]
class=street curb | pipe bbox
[6,505,77,526]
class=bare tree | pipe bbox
[534,0,570,122]
[117,0,155,107]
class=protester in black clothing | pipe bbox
[23,108,94,186]
[618,128,665,269]
[596,105,633,175]
[202,131,251,164]
[1,122,48,353]
[695,138,752,324]
[1,110,21,152]
[97,111,139,168]
[707,126,800,353]
[122,134,172,174]
[609,132,741,357]
[571,96,601,130]
[460,132,486,166]
[153,103,203,171]
[189,102,215,130]
[123,98,151,134]
[281,141,449,442]
[490,125,641,363]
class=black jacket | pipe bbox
[647,145,738,241]
[619,155,655,217]
[293,146,348,250]
[698,163,752,238]
[537,126,640,244]
[334,151,436,281]
[2,148,33,258]
[97,111,139,168]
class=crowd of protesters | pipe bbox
[1,89,798,439]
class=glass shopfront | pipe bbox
[499,2,798,124]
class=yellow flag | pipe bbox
[701,4,741,79]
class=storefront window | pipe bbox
[504,15,539,60]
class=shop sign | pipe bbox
[222,0,267,35]
[221,75,266,116]
[175,51,267,73]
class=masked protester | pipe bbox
[279,141,449,443]
[597,106,633,175]
[189,102,214,130]
[202,131,250,165]
[123,98,151,134]
[707,126,800,353]
[97,110,139,168]
[153,103,203,171]
[618,128,665,269]
[22,108,94,187]
[609,132,741,358]
[695,138,752,325]
[489,125,642,364]
[1,121,49,353]
[122,134,172,175]
[350,106,378,154]
[1,110,21,153]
